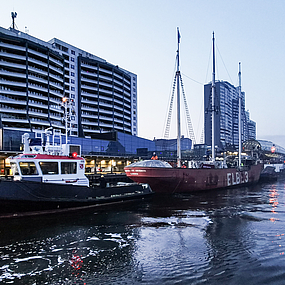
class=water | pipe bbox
[0,179,285,284]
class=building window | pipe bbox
[71,65,75,69]
[71,79,75,84]
[71,57,75,62]
[71,87,75,91]
[71,72,75,76]
[71,50,75,55]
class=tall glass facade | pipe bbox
[204,80,256,150]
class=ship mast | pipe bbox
[176,28,181,167]
[211,32,216,161]
[238,62,242,167]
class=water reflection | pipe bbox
[0,209,144,284]
[0,181,285,284]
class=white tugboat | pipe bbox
[0,100,152,217]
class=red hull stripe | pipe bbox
[17,154,83,160]
[125,164,263,193]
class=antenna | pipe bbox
[11,12,18,30]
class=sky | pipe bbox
[1,0,285,147]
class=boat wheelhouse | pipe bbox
[9,129,89,187]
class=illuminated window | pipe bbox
[19,162,38,175]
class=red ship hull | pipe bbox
[125,163,263,193]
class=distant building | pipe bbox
[204,80,256,150]
[154,136,192,152]
[0,26,137,137]
[245,110,256,140]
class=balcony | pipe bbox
[0,42,26,52]
[81,92,98,100]
[49,72,63,82]
[81,105,98,112]
[99,94,113,102]
[0,60,26,71]
[81,77,97,84]
[114,118,124,124]
[114,98,123,105]
[49,56,63,67]
[0,78,26,88]
[99,74,113,82]
[49,113,62,120]
[28,74,48,85]
[0,51,26,62]
[82,120,99,126]
[0,107,26,114]
[114,78,123,86]
[0,69,26,78]
[29,111,49,118]
[98,121,113,128]
[28,57,47,68]
[49,88,63,98]
[28,100,46,108]
[114,125,124,131]
[28,48,48,60]
[28,92,48,101]
[81,62,98,71]
[99,68,112,75]
[1,115,29,124]
[98,88,113,96]
[49,64,63,75]
[3,126,31,132]
[113,85,123,93]
[28,83,48,93]
[113,105,123,112]
[82,113,98,119]
[0,88,26,97]
[28,65,47,76]
[99,109,113,115]
[113,73,123,81]
[49,81,63,90]
[0,95,27,105]
[81,69,97,76]
[30,118,50,126]
[98,101,112,108]
[81,84,98,92]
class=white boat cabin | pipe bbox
[9,130,89,187]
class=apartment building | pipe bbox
[204,80,256,150]
[0,26,137,137]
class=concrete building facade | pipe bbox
[0,26,137,137]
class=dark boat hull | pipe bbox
[125,163,263,193]
[0,179,152,215]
